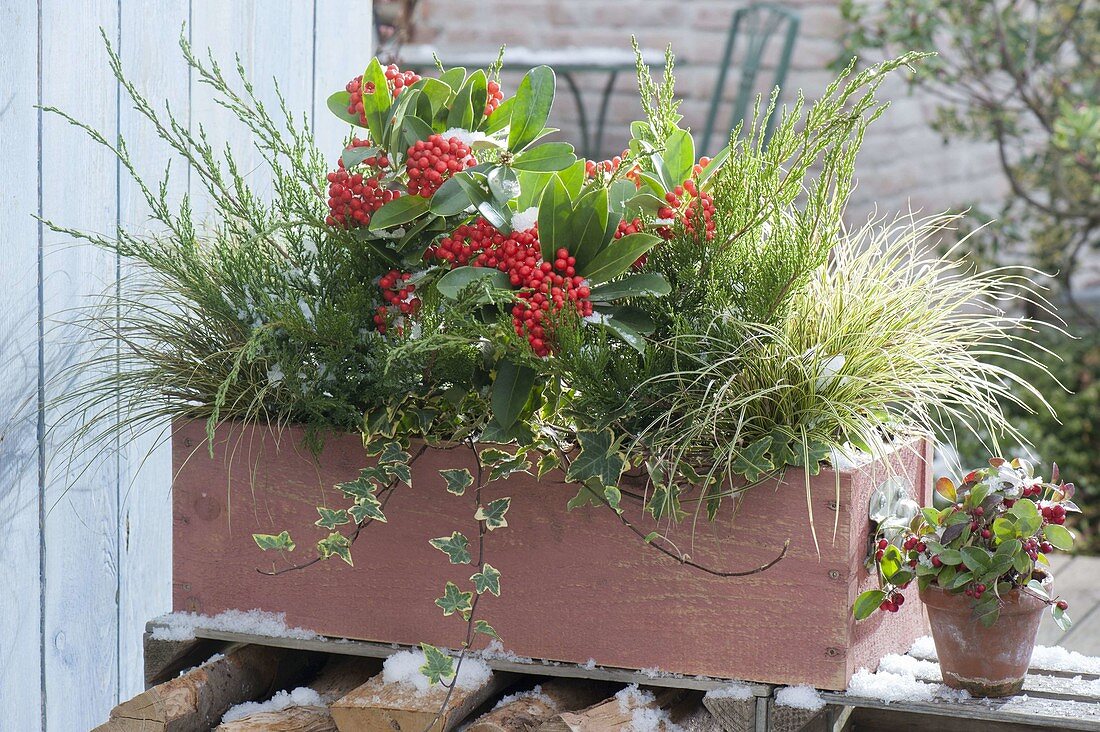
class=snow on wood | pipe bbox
[149,609,319,642]
[94,645,310,732]
[539,685,707,731]
[214,656,380,732]
[465,679,619,731]
[330,655,510,732]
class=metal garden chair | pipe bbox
[699,3,801,155]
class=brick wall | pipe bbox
[406,0,1008,223]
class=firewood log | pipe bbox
[465,679,618,731]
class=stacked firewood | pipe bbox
[92,643,828,732]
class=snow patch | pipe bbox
[613,684,687,732]
[491,684,553,711]
[775,685,825,711]
[220,687,323,723]
[877,652,942,679]
[382,650,492,694]
[581,658,598,670]
[704,682,753,701]
[150,609,318,642]
[909,635,938,659]
[848,668,938,703]
[480,639,534,664]
[511,206,539,232]
[1029,645,1100,675]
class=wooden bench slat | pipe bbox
[145,623,773,697]
[821,691,1100,731]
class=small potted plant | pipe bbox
[854,458,1078,696]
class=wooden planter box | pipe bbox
[172,419,932,690]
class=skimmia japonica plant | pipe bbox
[854,458,1078,628]
[49,29,1068,696]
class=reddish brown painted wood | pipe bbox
[173,420,931,690]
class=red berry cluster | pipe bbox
[503,246,592,357]
[326,138,397,228]
[405,134,477,197]
[1041,503,1067,525]
[1021,537,1055,561]
[485,79,504,117]
[373,270,420,334]
[345,65,421,126]
[426,218,592,356]
[657,178,716,241]
[427,218,501,266]
[874,538,911,614]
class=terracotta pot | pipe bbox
[920,583,1047,697]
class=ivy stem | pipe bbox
[256,444,429,576]
[422,438,488,732]
[557,446,789,577]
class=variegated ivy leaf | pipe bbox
[474,619,500,640]
[435,581,474,618]
[315,507,350,530]
[419,643,456,685]
[253,531,295,552]
[647,484,686,521]
[489,455,530,481]
[565,430,624,488]
[377,440,410,465]
[429,531,472,564]
[471,563,502,596]
[731,436,774,482]
[537,451,561,478]
[479,448,514,466]
[475,497,511,530]
[440,468,473,496]
[337,466,389,499]
[317,532,353,566]
[566,482,602,511]
[348,493,387,524]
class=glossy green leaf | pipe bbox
[484,95,514,134]
[961,546,993,573]
[880,544,903,579]
[326,90,361,127]
[853,590,888,616]
[359,59,393,145]
[581,232,663,284]
[446,79,475,130]
[340,144,380,168]
[511,142,576,171]
[1044,523,1075,551]
[508,66,556,151]
[568,188,610,269]
[536,173,572,262]
[662,128,695,184]
[436,265,511,300]
[429,172,475,215]
[492,360,535,429]
[438,67,467,91]
[368,195,431,231]
[647,483,686,521]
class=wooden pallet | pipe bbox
[93,621,1100,732]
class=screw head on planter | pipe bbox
[854,456,1079,631]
